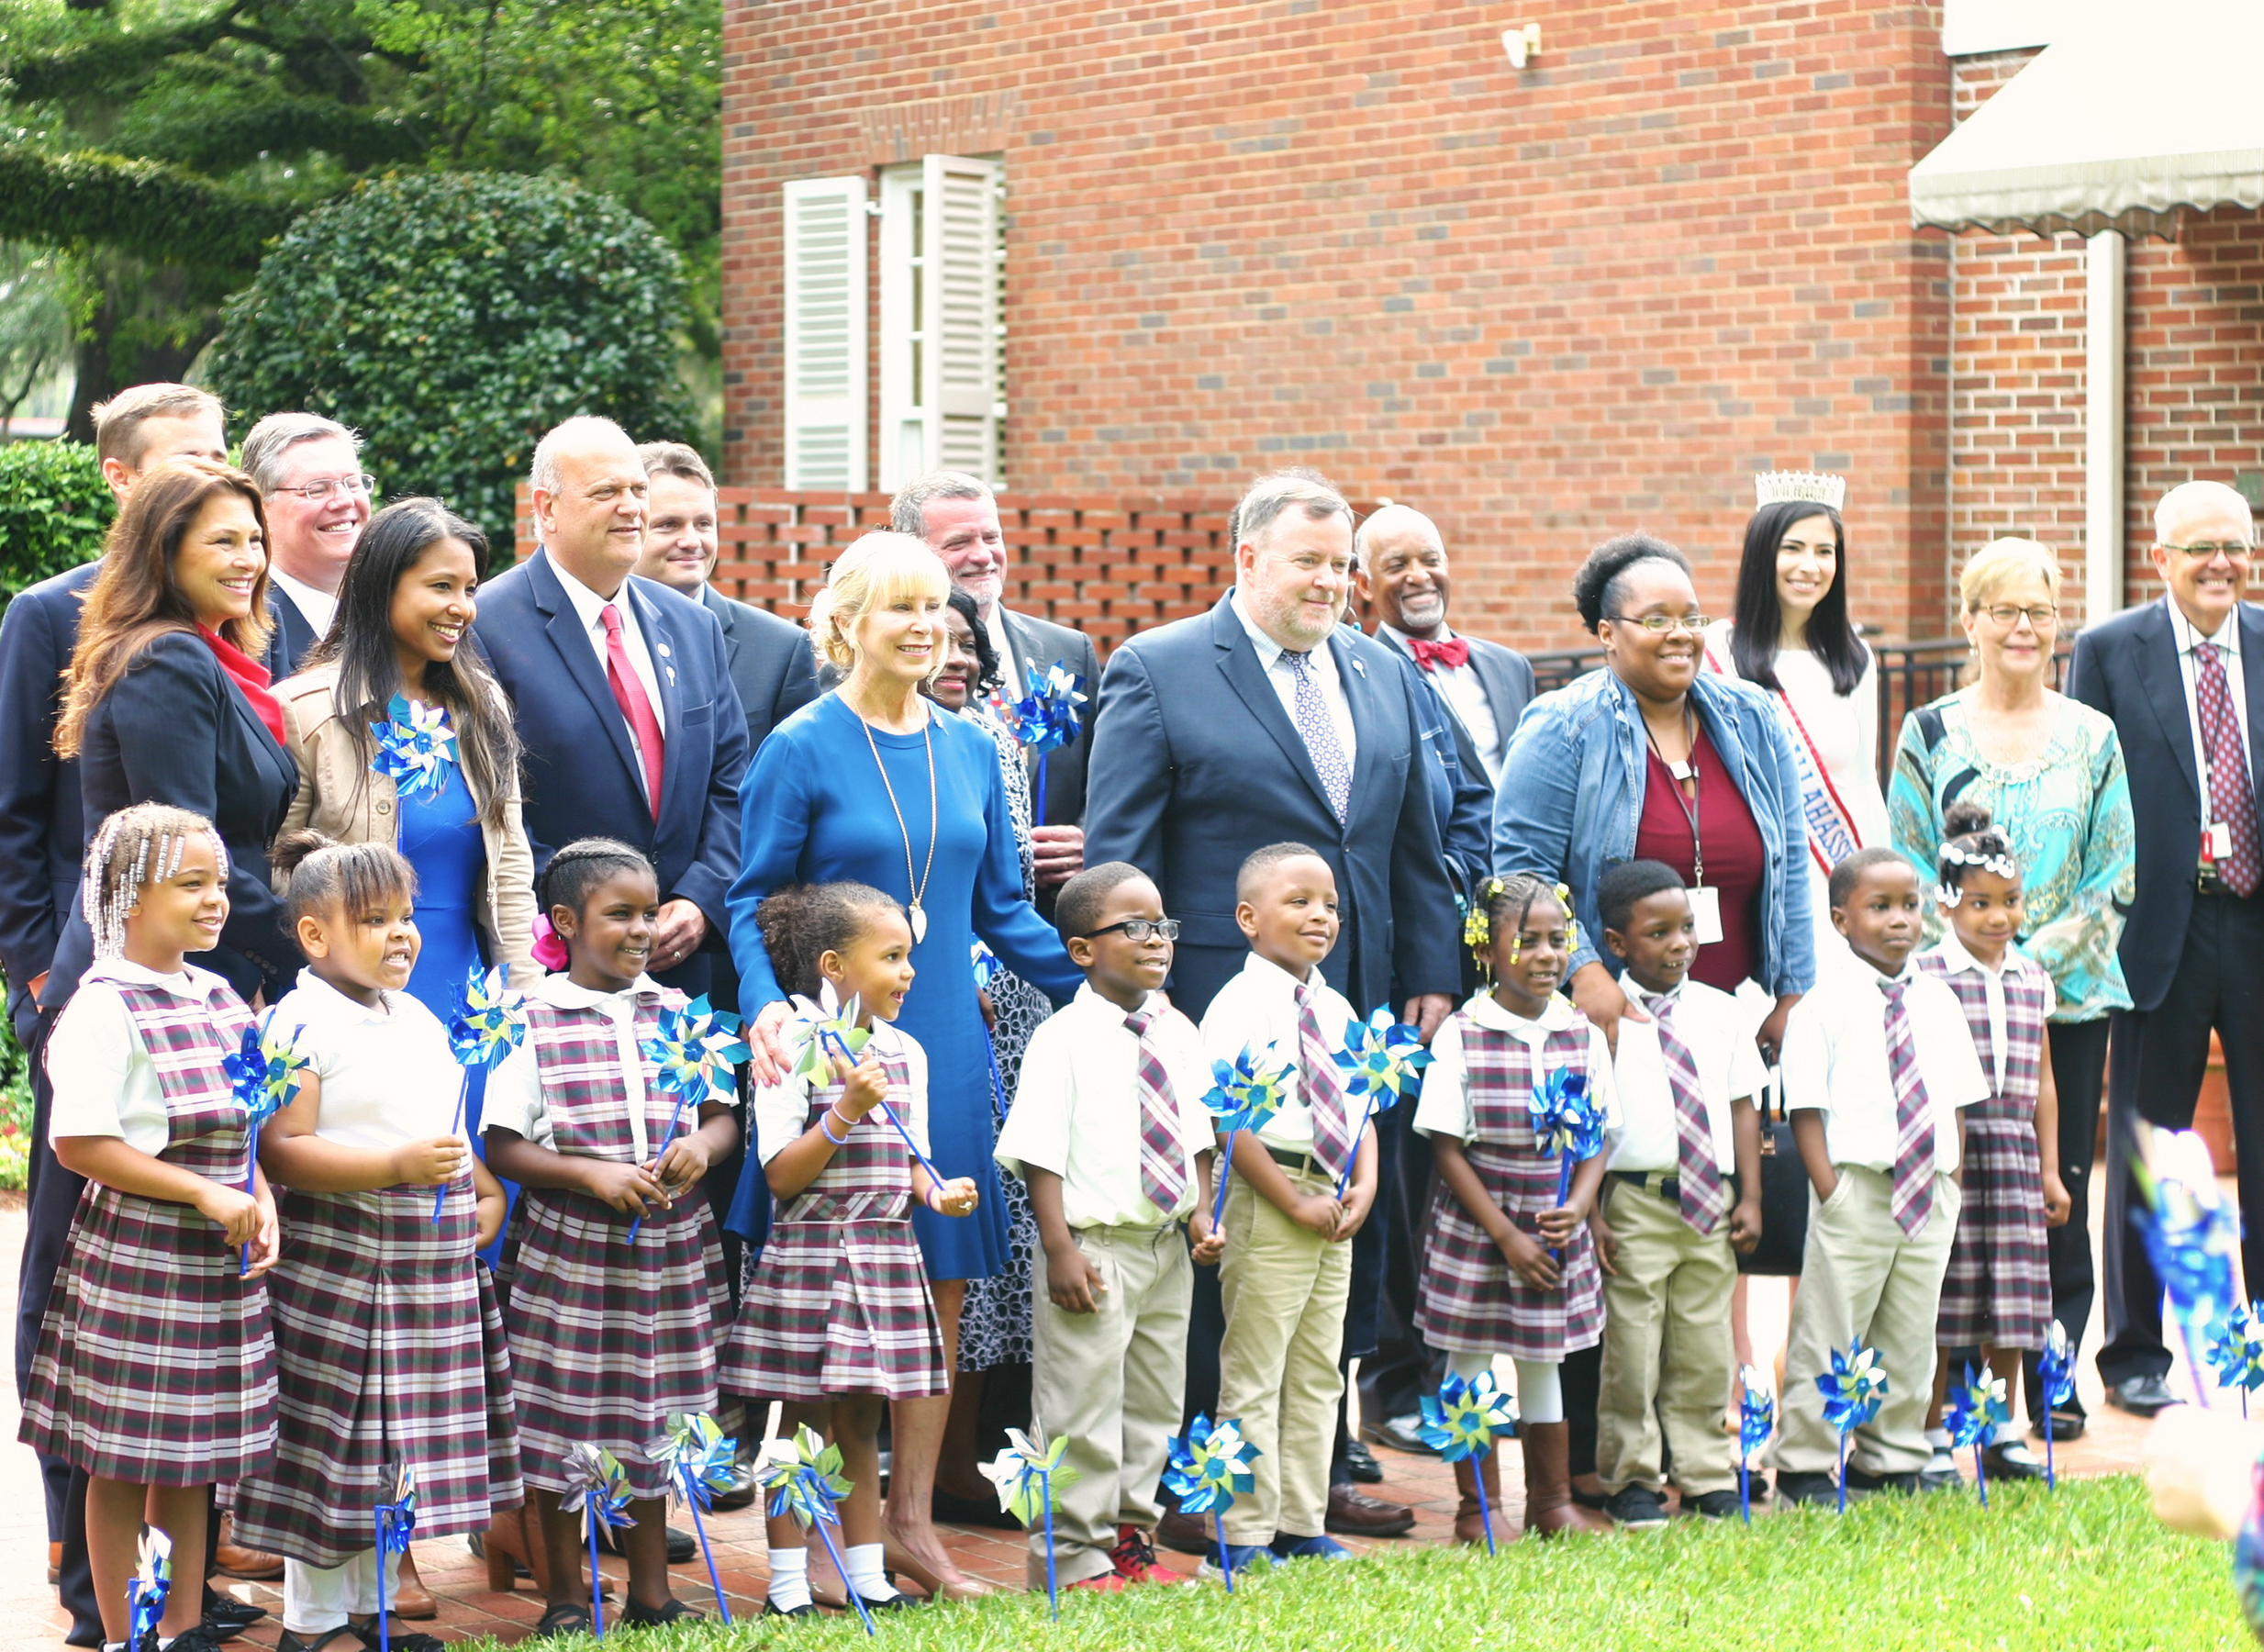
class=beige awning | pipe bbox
[1910,3,2264,239]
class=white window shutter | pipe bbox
[781,176,869,491]
[919,153,1001,480]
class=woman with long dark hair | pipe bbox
[1702,474,1888,958]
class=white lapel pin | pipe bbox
[1352,658,1367,677]
[666,666,677,685]
[658,643,673,658]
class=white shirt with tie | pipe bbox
[1228,588,1357,773]
[552,558,668,800]
[1604,976,1768,1175]
[1198,953,1359,1155]
[269,566,339,641]
[2169,597,2251,793]
[1379,620,1502,785]
[981,602,1023,700]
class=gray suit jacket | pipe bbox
[1371,624,1537,785]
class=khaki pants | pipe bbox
[1595,1176,1739,1496]
[1777,1166,1962,1477]
[1029,1221,1193,1587]
[1217,1167,1351,1546]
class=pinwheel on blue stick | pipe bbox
[1009,662,1087,825]
[1330,1008,1433,1198]
[127,1524,170,1652]
[561,1445,634,1639]
[627,997,749,1242]
[1527,1066,1605,1258]
[1945,1363,2010,1507]
[2132,1125,2243,1408]
[759,1424,874,1636]
[2037,1320,2077,1489]
[369,694,459,800]
[434,966,528,1222]
[1164,1414,1259,1592]
[1815,1337,1889,1514]
[2209,1303,2264,1420]
[979,1428,1081,1618]
[224,1010,308,1273]
[656,1413,737,1622]
[785,984,945,1190]
[1416,1372,1515,1554]
[371,1460,417,1652]
[1204,1044,1293,1229]
[1737,1366,1775,1525]
[973,943,1009,1122]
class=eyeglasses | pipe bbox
[1082,918,1181,943]
[1606,612,1710,635]
[270,474,375,504]
[2160,541,2253,560]
[1980,603,2059,628]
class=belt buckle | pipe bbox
[2199,863,2230,897]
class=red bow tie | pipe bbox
[1408,635,1469,670]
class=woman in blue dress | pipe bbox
[727,532,1080,1601]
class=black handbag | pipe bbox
[1736,1069,1810,1278]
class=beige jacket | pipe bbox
[273,662,540,988]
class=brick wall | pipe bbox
[722,1,1956,655]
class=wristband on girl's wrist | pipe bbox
[820,1109,853,1147]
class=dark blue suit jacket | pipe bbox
[267,586,323,679]
[2065,596,2264,1013]
[1085,593,1463,1020]
[701,584,819,753]
[474,550,751,995]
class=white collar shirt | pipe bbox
[1197,953,1359,1153]
[2168,596,2250,799]
[1921,935,2057,1095]
[1777,952,1988,1175]
[268,567,339,641]
[1379,620,1502,785]
[1605,977,1768,1174]
[481,971,670,1155]
[1229,588,1358,773]
[1412,990,1620,1144]
[44,959,236,1155]
[551,554,669,750]
[268,969,462,1150]
[981,602,1023,701]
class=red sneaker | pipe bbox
[1068,1571,1129,1593]
[1111,1524,1191,1584]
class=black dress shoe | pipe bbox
[1361,1413,1438,1456]
[1323,1484,1416,1536]
[1846,1467,1918,1495]
[2107,1373,2179,1418]
[1775,1470,1840,1508]
[1156,1507,1211,1555]
[1342,1439,1384,1484]
[2029,1407,2087,1442]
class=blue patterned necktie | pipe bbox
[1283,649,1351,821]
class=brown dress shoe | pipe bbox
[388,1546,438,1620]
[1451,1452,1507,1546]
[1154,1506,1212,1556]
[1324,1484,1416,1536]
[213,1515,285,1581]
[1517,1423,1608,1538]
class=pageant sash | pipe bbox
[1702,636,1862,877]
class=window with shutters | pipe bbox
[781,175,869,491]
[877,154,1006,490]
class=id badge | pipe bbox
[2208,820,2234,861]
[1689,883,1724,946]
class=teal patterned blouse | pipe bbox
[1888,688,2136,1022]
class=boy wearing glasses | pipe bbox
[996,861,1221,1591]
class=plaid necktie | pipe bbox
[1283,650,1352,821]
[2194,642,2261,897]
[1295,979,1354,1182]
[1650,994,1728,1235]
[1877,976,1936,1236]
[1124,1005,1189,1215]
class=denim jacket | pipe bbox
[1490,666,1816,996]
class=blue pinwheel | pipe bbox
[786,986,947,1190]
[2210,1304,2264,1420]
[1737,1366,1775,1525]
[224,1011,307,1273]
[656,1413,738,1622]
[1164,1414,1260,1592]
[1009,662,1087,824]
[1814,1337,1889,1513]
[1945,1363,2011,1506]
[371,1461,417,1652]
[758,1424,874,1636]
[1417,1372,1515,1553]
[1204,1044,1293,1228]
[1527,1066,1605,1256]
[979,1429,1081,1618]
[2037,1319,2078,1489]
[369,695,459,800]
[561,1445,634,1639]
[434,966,528,1222]
[2133,1125,2242,1407]
[629,997,750,1241]
[1330,1008,1433,1197]
[127,1524,171,1652]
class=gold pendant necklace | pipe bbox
[860,709,938,943]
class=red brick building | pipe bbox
[713,1,2263,653]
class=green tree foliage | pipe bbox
[206,171,697,547]
[0,437,110,603]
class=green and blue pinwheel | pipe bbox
[758,1425,873,1635]
[1331,1008,1432,1195]
[1164,1413,1260,1591]
[979,1429,1081,1617]
[369,694,458,799]
[224,1011,308,1270]
[1737,1366,1774,1524]
[2134,1125,2243,1407]
[1945,1362,2011,1505]
[371,1461,418,1652]
[2209,1303,2264,1417]
[561,1445,634,1639]
[435,966,527,1222]
[1205,1044,1294,1226]
[1418,1372,1515,1552]
[657,1413,738,1622]
[2037,1319,2077,1488]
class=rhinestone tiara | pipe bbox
[1753,471,1847,511]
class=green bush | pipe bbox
[206,171,699,553]
[0,441,113,607]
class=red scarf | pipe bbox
[195,625,286,747]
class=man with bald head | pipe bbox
[473,416,750,993]
[2069,479,2264,1418]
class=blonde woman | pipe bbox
[725,532,1079,1601]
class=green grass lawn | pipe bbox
[481,1476,2248,1651]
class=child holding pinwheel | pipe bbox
[231,832,519,1652]
[1412,873,1616,1539]
[481,839,741,1635]
[1199,843,1376,1575]
[19,804,281,1652]
[722,879,978,1618]
[995,862,1222,1593]
[1772,849,1987,1508]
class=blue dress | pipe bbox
[725,692,1082,1280]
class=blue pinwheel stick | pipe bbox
[1163,1414,1258,1592]
[629,997,749,1242]
[973,943,1009,1122]
[372,1461,417,1652]
[1331,1008,1432,1199]
[2037,1320,2077,1489]
[759,1425,875,1636]
[436,966,528,1222]
[657,1413,738,1622]
[1946,1363,2010,1507]
[562,1445,634,1638]
[1417,1373,1514,1554]
[224,1012,309,1275]
[1011,662,1087,826]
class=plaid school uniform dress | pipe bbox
[496,993,728,1501]
[1919,945,2053,1350]
[723,1040,948,1401]
[1416,1016,1604,1362]
[19,978,278,1485]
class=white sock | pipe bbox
[1925,1426,1953,1450]
[766,1546,809,1612]
[843,1541,889,1601]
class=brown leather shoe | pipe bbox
[213,1516,284,1581]
[1451,1452,1508,1546]
[1154,1506,1211,1556]
[388,1546,438,1620]
[1518,1423,1608,1538]
[1323,1483,1416,1536]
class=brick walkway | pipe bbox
[0,1189,2180,1648]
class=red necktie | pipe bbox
[599,604,664,819]
[2194,642,2260,896]
[1408,635,1470,671]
